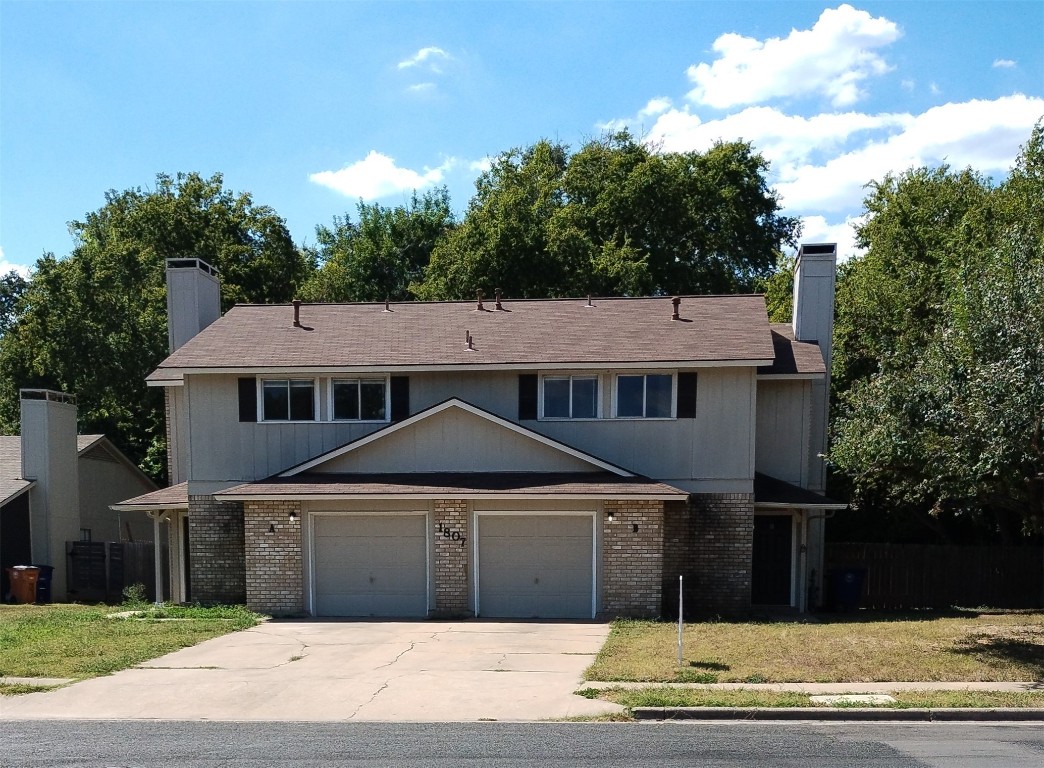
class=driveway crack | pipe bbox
[376,641,416,669]
[348,680,390,720]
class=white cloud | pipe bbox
[930,82,941,95]
[407,82,436,94]
[398,46,451,71]
[686,4,900,108]
[0,247,32,279]
[468,157,493,173]
[993,59,1016,69]
[639,97,672,118]
[797,214,866,262]
[310,152,455,200]
[901,79,915,91]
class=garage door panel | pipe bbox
[478,514,593,619]
[313,514,427,617]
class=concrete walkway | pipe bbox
[3,620,622,722]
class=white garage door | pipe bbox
[477,514,594,618]
[313,514,428,617]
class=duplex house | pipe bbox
[116,246,842,617]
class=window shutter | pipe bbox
[518,374,538,420]
[238,378,257,422]
[390,376,410,422]
[677,372,698,419]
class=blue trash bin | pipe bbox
[828,568,866,612]
[33,565,54,604]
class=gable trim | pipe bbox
[279,398,636,478]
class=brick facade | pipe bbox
[187,495,246,604]
[663,493,754,615]
[601,500,664,618]
[243,501,304,616]
[433,500,471,617]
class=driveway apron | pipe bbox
[3,621,621,721]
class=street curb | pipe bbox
[631,707,1044,722]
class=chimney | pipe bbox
[792,243,837,493]
[165,258,221,352]
[20,389,80,601]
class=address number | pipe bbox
[436,522,467,548]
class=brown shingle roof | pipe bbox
[149,295,774,378]
[112,482,188,510]
[216,472,688,499]
[758,324,826,376]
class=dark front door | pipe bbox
[752,514,793,605]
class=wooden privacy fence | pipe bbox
[67,541,167,603]
[825,543,1043,610]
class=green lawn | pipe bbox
[0,603,261,687]
[585,611,1044,683]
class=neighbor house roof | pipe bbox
[758,324,826,377]
[0,436,33,505]
[148,295,775,381]
[216,472,689,501]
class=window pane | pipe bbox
[262,380,289,421]
[617,376,644,417]
[646,374,672,418]
[571,377,597,418]
[543,378,570,418]
[360,380,386,420]
[289,380,315,421]
[333,381,359,420]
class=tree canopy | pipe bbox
[829,124,1044,543]
[0,172,310,480]
[416,132,800,300]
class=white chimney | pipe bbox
[20,389,81,601]
[792,243,837,493]
[165,258,221,352]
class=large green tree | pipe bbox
[0,271,28,337]
[301,188,455,302]
[416,132,800,300]
[830,125,1044,542]
[0,172,311,480]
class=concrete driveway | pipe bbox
[4,620,622,722]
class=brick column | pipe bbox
[433,500,470,617]
[673,492,754,614]
[187,495,246,604]
[244,501,303,616]
[601,500,664,618]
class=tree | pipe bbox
[830,125,1044,542]
[0,271,28,337]
[416,132,800,300]
[0,172,311,481]
[301,188,455,302]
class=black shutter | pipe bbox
[677,372,698,419]
[518,374,538,420]
[238,378,257,422]
[390,376,410,422]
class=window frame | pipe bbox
[328,376,391,423]
[538,374,601,420]
[258,378,320,423]
[612,371,677,419]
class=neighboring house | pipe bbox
[0,390,158,600]
[116,249,844,618]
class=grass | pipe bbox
[0,602,262,687]
[584,611,1044,683]
[0,683,57,695]
[592,686,1044,710]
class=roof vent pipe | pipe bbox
[465,330,474,350]
[476,289,485,311]
[586,295,594,308]
[495,288,503,311]
[293,299,302,327]
[671,297,681,321]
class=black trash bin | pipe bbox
[33,565,55,604]
[827,568,866,612]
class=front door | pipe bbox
[752,514,793,605]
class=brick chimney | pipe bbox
[20,389,80,601]
[792,243,837,493]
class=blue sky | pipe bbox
[1,1,1042,276]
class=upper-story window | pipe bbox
[332,378,388,421]
[615,373,673,418]
[262,379,316,421]
[542,375,598,419]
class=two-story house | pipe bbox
[115,246,843,617]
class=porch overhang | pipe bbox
[111,481,189,512]
[753,473,847,510]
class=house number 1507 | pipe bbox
[436,523,467,547]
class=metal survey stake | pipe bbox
[677,575,683,667]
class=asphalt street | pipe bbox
[2,721,1042,767]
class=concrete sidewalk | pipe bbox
[3,620,621,722]
[581,681,1043,693]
